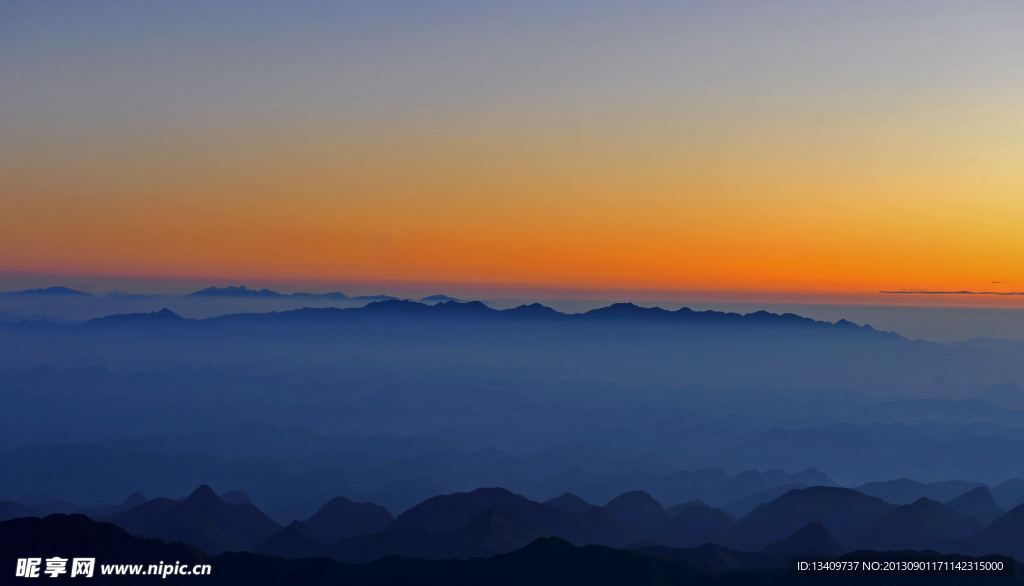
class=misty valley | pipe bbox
[3,288,1024,584]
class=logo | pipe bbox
[15,558,94,579]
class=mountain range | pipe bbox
[4,513,1022,586]
[105,485,282,554]
[10,480,1024,564]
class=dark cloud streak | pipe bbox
[880,290,1024,296]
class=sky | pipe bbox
[2,0,1024,306]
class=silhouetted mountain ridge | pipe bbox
[727,486,898,550]
[106,484,282,554]
[50,299,900,337]
[303,496,393,545]
[761,522,844,558]
[2,286,92,297]
[945,487,1004,525]
[388,487,635,547]
[845,497,983,551]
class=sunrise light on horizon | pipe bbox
[3,1,1023,306]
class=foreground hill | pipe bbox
[330,504,550,563]
[302,496,393,545]
[106,485,282,554]
[761,522,844,558]
[726,486,897,550]
[0,514,207,582]
[945,486,1004,525]
[253,521,328,558]
[963,503,1024,559]
[388,487,636,547]
[645,503,734,548]
[854,479,988,505]
[0,492,146,521]
[603,490,668,534]
[844,497,983,552]
[630,542,779,570]
[543,493,595,515]
[6,513,1024,585]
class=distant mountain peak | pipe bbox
[190,286,283,297]
[420,294,463,302]
[305,495,393,545]
[86,308,185,326]
[3,286,91,296]
[544,493,593,516]
[605,490,667,534]
[461,503,550,539]
[944,486,1004,525]
[606,490,663,510]
[184,484,221,505]
[114,492,147,514]
[762,521,844,558]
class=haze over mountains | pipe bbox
[3,284,1024,584]
[6,480,1024,586]
[14,513,1021,586]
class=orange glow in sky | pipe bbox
[2,2,1023,305]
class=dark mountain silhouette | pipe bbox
[254,521,329,559]
[761,522,844,559]
[945,486,1004,525]
[604,490,667,535]
[0,514,207,579]
[664,500,709,518]
[711,469,834,505]
[0,492,147,522]
[303,496,393,545]
[190,286,285,297]
[437,504,551,560]
[108,497,180,524]
[216,536,733,586]
[2,286,91,296]
[631,542,780,570]
[188,286,360,300]
[576,506,637,545]
[727,486,897,550]
[86,308,187,327]
[11,296,1024,398]
[331,504,550,563]
[388,487,635,547]
[5,513,1020,585]
[543,493,594,516]
[721,484,805,517]
[48,298,904,339]
[106,484,282,554]
[0,311,76,324]
[219,537,1024,585]
[330,526,435,563]
[114,492,148,514]
[845,497,983,551]
[421,295,464,302]
[576,303,881,332]
[646,504,734,548]
[854,478,986,505]
[963,503,1024,558]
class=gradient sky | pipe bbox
[2,1,1023,304]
